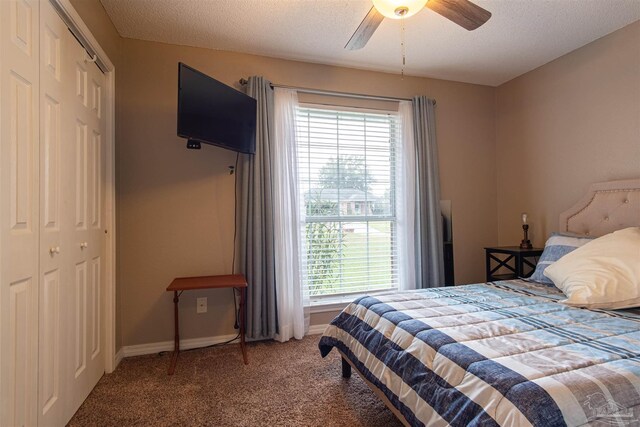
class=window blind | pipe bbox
[296,106,401,296]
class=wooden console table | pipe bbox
[166,274,248,375]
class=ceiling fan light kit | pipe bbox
[371,0,429,19]
[346,0,492,50]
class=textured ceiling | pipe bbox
[100,0,640,86]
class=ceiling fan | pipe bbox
[346,0,492,50]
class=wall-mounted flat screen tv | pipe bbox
[177,62,257,154]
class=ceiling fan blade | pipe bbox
[426,0,491,31]
[345,6,385,50]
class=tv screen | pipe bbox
[177,63,257,154]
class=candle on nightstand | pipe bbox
[521,213,528,225]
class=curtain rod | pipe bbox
[238,78,435,105]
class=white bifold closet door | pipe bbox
[1,0,107,425]
[0,0,41,424]
[59,0,107,418]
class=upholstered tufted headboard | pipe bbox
[559,179,640,237]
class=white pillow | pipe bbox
[544,227,640,309]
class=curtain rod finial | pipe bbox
[239,78,248,85]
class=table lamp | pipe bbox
[520,212,533,249]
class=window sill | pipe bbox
[309,301,350,314]
[309,288,397,314]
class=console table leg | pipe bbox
[168,290,180,375]
[239,287,248,365]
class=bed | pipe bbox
[319,179,640,426]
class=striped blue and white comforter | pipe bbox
[319,280,640,426]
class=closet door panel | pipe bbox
[38,1,71,424]
[90,130,101,229]
[9,72,35,232]
[42,95,60,229]
[74,119,87,230]
[90,256,101,359]
[0,0,40,425]
[40,270,60,414]
[7,277,36,427]
[73,261,87,378]
[10,0,34,56]
[65,26,106,417]
[85,48,106,384]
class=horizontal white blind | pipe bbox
[296,106,400,296]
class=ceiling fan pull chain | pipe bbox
[401,16,406,79]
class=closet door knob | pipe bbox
[49,246,60,255]
[80,242,88,249]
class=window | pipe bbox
[296,106,401,298]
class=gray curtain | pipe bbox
[236,76,278,340]
[413,96,445,288]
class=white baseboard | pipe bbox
[113,348,124,369]
[308,324,329,335]
[122,333,240,358]
[120,327,329,360]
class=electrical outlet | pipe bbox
[196,297,207,314]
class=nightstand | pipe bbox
[484,246,543,282]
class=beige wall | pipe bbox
[118,38,497,347]
[64,2,640,351]
[495,21,640,247]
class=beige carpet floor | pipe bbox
[68,335,403,426]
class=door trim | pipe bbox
[48,0,117,373]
